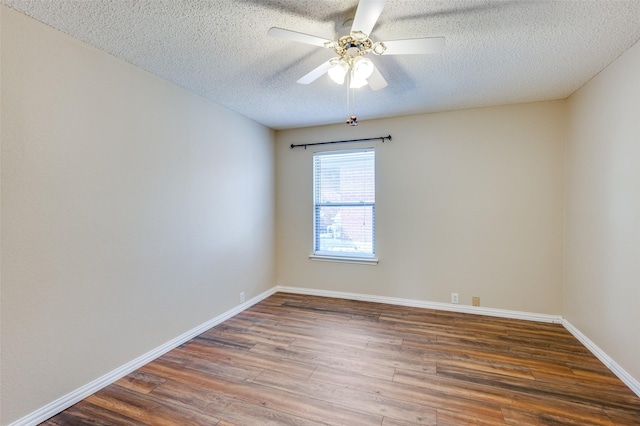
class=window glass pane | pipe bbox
[315,205,374,254]
[313,149,375,258]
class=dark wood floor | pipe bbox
[42,293,640,425]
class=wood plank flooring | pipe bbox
[41,293,640,425]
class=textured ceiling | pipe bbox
[5,0,640,129]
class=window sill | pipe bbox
[309,254,379,265]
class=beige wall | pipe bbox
[276,101,566,315]
[3,3,639,423]
[565,40,640,382]
[1,7,275,425]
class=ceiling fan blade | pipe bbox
[367,65,388,91]
[297,60,333,84]
[382,37,446,55]
[351,0,386,36]
[267,27,331,48]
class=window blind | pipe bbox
[313,149,375,258]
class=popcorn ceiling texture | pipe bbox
[5,0,640,129]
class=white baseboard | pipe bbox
[275,285,563,324]
[12,285,639,425]
[9,287,277,426]
[275,286,639,399]
[562,319,640,398]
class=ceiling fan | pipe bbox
[267,0,445,91]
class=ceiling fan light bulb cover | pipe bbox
[328,59,349,84]
[352,57,374,80]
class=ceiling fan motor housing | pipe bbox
[326,32,385,58]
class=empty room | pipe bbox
[1,1,639,425]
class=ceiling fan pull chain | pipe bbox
[352,86,356,116]
[346,72,351,115]
[344,71,358,126]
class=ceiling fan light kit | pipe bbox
[353,57,374,79]
[328,58,349,84]
[328,56,374,87]
[268,0,445,123]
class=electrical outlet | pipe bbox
[240,292,245,303]
[472,296,480,306]
[451,293,459,304]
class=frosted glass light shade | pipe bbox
[352,57,374,80]
[328,59,349,84]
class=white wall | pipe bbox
[565,40,640,383]
[276,101,566,315]
[1,7,275,425]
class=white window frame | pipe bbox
[310,148,378,265]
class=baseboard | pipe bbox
[562,319,640,398]
[275,285,563,324]
[12,285,640,425]
[9,287,278,426]
[275,286,640,398]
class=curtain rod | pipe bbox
[290,135,392,149]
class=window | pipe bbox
[313,149,376,262]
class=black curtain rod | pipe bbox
[290,135,392,149]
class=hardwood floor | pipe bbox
[42,293,640,425]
